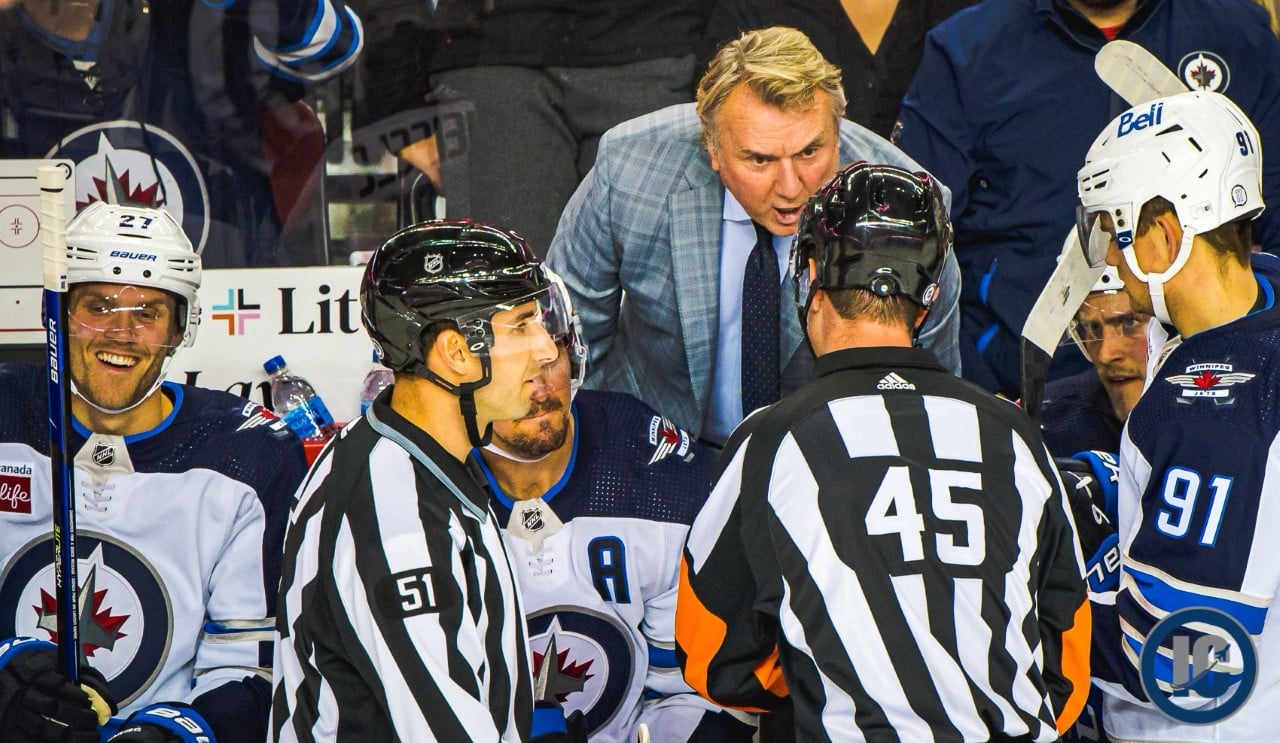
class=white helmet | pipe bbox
[66,202,202,347]
[1076,91,1264,324]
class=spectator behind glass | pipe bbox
[0,0,363,267]
[702,0,977,139]
[1041,263,1151,458]
[406,0,714,255]
[893,0,1280,399]
[546,26,962,445]
[1256,0,1280,35]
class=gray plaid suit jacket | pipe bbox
[547,103,961,439]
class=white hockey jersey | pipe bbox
[474,390,754,743]
[0,365,306,736]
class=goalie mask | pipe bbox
[360,219,573,446]
[64,202,202,414]
[791,161,952,336]
[1076,91,1264,325]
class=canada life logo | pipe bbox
[0,463,34,515]
[211,288,260,336]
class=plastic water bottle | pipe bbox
[263,355,336,440]
[359,350,394,415]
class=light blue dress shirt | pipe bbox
[701,189,792,445]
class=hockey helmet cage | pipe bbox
[65,202,202,348]
[360,219,552,377]
[792,161,952,323]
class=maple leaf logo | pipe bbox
[532,645,594,704]
[34,565,130,657]
[1189,62,1217,90]
[1193,371,1221,389]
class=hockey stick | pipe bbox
[1095,40,1189,105]
[39,164,81,680]
[1020,231,1105,424]
[1018,42,1185,421]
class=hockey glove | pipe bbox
[1055,456,1120,593]
[530,700,587,743]
[106,703,217,743]
[1068,450,1120,519]
[0,636,116,743]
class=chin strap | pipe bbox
[457,392,492,448]
[482,440,549,463]
[70,351,177,415]
[1124,229,1195,326]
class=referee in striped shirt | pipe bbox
[675,163,1092,742]
[272,221,584,742]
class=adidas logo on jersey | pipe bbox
[876,372,916,391]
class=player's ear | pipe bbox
[427,326,474,378]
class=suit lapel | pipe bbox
[668,174,723,419]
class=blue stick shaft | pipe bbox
[40,166,80,681]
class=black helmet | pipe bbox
[791,162,952,329]
[361,219,550,378]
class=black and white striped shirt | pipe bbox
[676,347,1090,742]
[271,392,532,742]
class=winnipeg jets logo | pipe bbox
[1165,361,1254,405]
[0,533,172,708]
[526,609,634,736]
[48,121,211,254]
[236,405,288,433]
[91,443,116,467]
[424,253,444,274]
[1178,51,1229,93]
[646,416,690,465]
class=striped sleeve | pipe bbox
[676,432,789,713]
[244,0,364,83]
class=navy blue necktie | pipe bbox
[741,222,781,414]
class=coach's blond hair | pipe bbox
[696,27,846,151]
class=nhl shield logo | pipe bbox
[91,443,116,467]
[424,253,444,274]
[522,507,546,533]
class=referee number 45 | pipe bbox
[866,466,985,566]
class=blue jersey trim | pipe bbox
[1249,275,1275,315]
[1126,565,1267,633]
[474,404,581,509]
[203,620,272,635]
[71,382,185,444]
[647,643,678,670]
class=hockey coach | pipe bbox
[675,162,1091,741]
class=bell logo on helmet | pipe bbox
[424,254,444,275]
[107,250,158,262]
[1117,102,1164,137]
